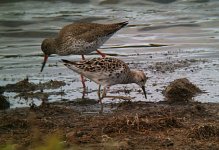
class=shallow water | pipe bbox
[0,0,219,108]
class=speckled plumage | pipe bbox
[62,57,148,100]
[62,57,130,86]
[41,21,128,56]
[40,21,128,72]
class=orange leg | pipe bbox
[96,50,106,58]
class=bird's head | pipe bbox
[131,70,149,99]
[40,38,55,72]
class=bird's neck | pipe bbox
[50,39,58,54]
[124,70,136,84]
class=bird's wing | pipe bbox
[75,22,128,43]
[62,57,129,85]
[58,23,103,37]
[57,22,128,47]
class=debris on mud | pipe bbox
[14,91,65,100]
[164,78,202,103]
[0,95,10,110]
[102,115,183,134]
[1,78,66,104]
[14,91,50,100]
[3,78,66,93]
[0,101,218,149]
[4,78,36,92]
[188,124,219,140]
[39,80,66,90]
[148,59,206,73]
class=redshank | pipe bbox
[62,57,148,102]
[40,21,128,72]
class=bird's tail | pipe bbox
[115,21,128,28]
[104,21,128,36]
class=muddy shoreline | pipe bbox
[0,56,218,149]
[0,100,218,149]
[1,0,219,149]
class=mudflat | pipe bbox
[0,100,218,149]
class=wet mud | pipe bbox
[0,0,219,149]
[147,59,207,73]
[1,76,218,149]
[0,101,218,149]
[164,78,202,103]
[0,49,218,149]
[2,78,66,93]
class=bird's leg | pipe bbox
[96,50,106,58]
[102,86,111,99]
[81,75,86,99]
[97,85,104,114]
[102,86,108,98]
[100,103,103,114]
[97,86,107,103]
[99,86,108,114]
[97,85,101,101]
[81,54,85,60]
[81,55,86,98]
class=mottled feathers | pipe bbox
[62,57,130,86]
[55,21,128,55]
[58,21,128,43]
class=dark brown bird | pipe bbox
[41,21,128,72]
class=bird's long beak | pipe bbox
[41,55,48,72]
[141,86,147,99]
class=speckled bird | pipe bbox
[40,21,128,72]
[62,57,148,101]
